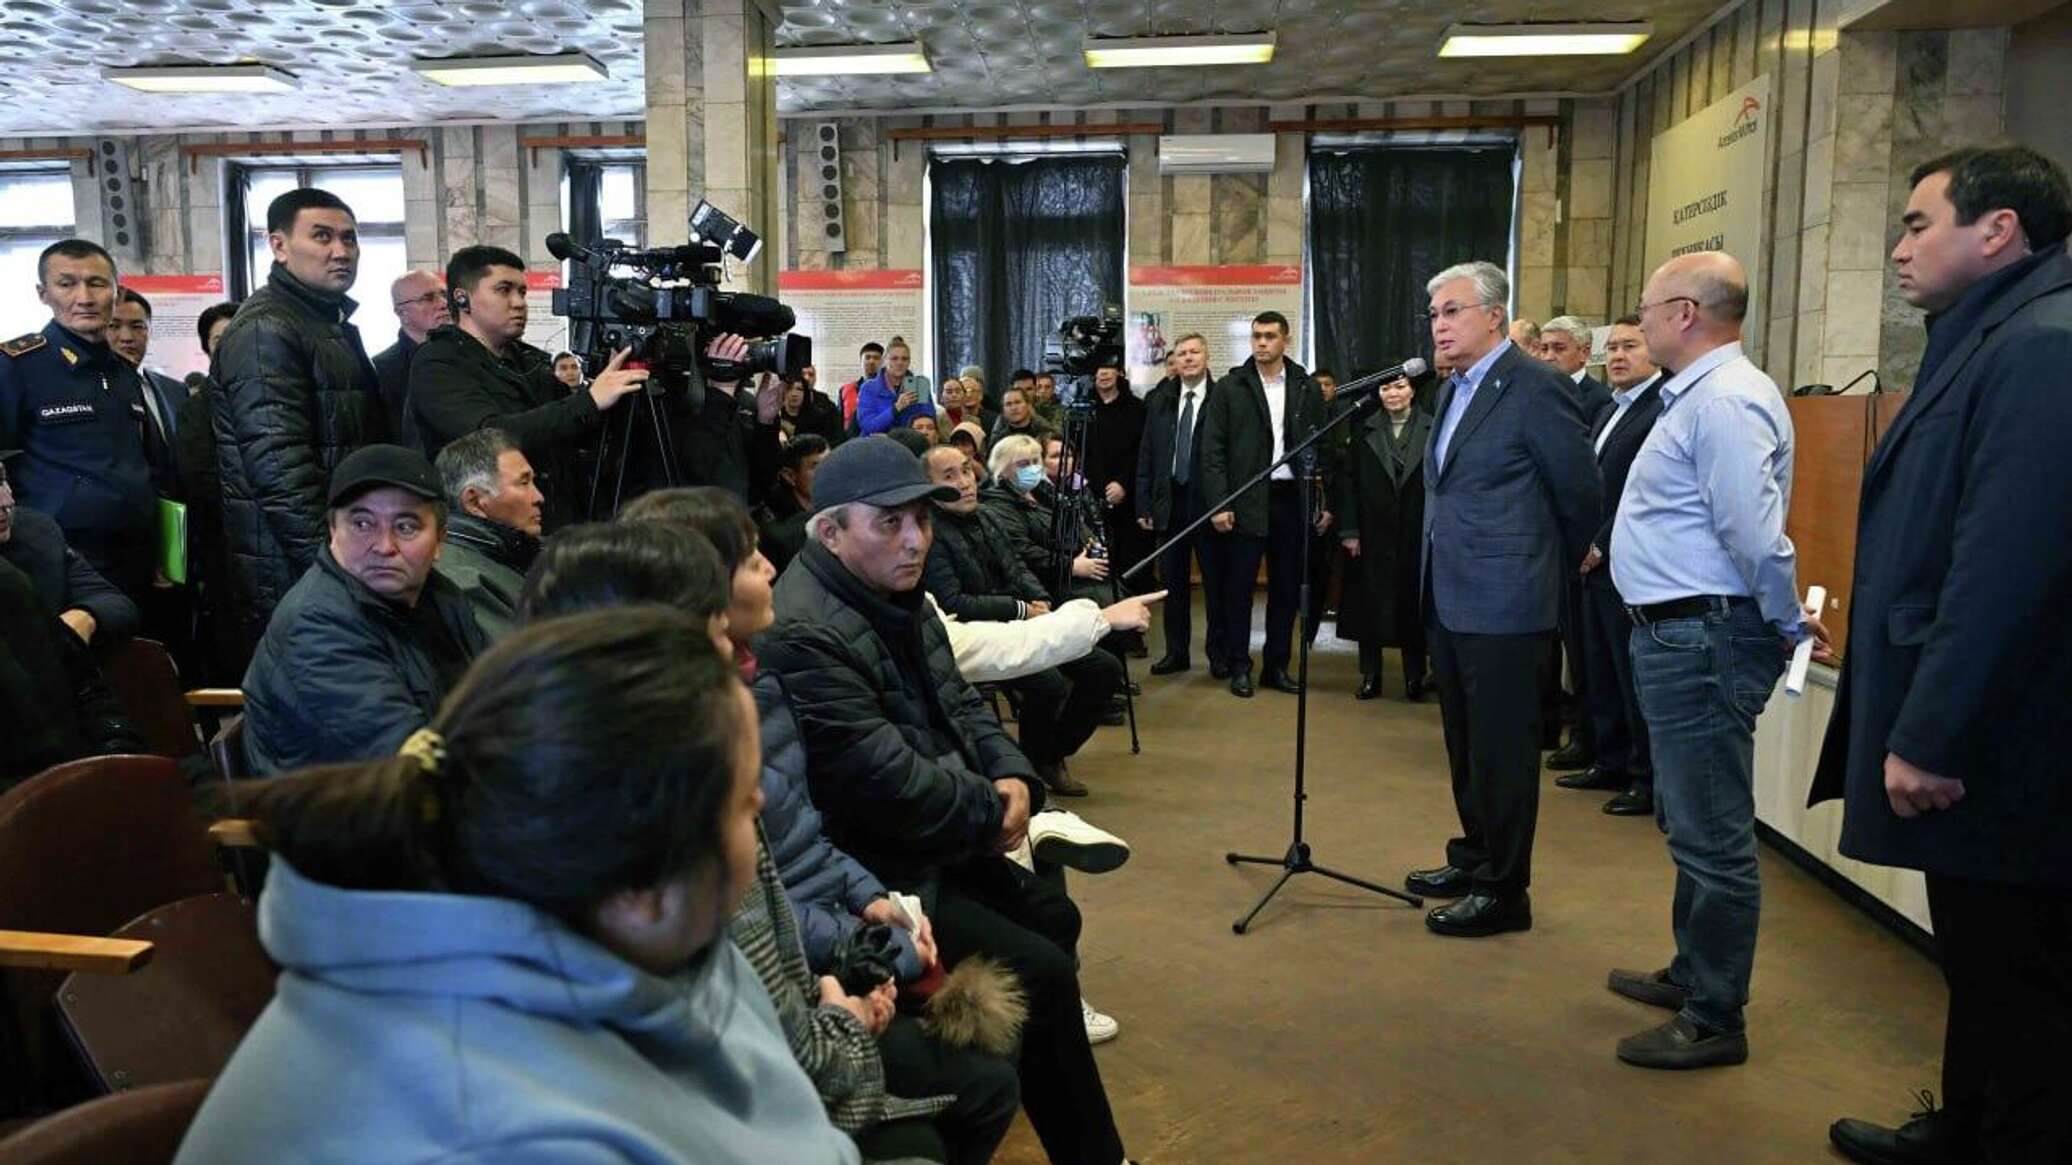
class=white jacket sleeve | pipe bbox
[927,593,1107,682]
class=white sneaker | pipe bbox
[1082,997,1119,1045]
[1029,810,1131,874]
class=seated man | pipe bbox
[0,557,140,788]
[755,434,829,575]
[433,428,545,639]
[241,444,488,776]
[0,449,138,645]
[921,445,1119,798]
[757,435,1135,1165]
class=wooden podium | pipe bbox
[1784,391,1908,659]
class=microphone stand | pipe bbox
[1121,365,1424,933]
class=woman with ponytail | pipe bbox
[175,607,859,1165]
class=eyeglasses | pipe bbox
[1422,302,1494,323]
[392,290,444,311]
[1635,296,1699,316]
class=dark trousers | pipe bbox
[934,856,1125,1165]
[1926,874,2072,1163]
[1008,651,1122,767]
[1581,574,1651,787]
[856,1015,1021,1165]
[1102,498,1152,596]
[1154,487,1233,665]
[1430,623,1548,896]
[1548,575,1592,753]
[1356,631,1427,691]
[1219,480,1306,676]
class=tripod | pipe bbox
[1122,366,1424,933]
[1050,391,1140,752]
[588,363,684,519]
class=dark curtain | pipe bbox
[931,155,1125,405]
[566,162,605,245]
[1309,146,1517,388]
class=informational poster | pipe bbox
[120,274,227,381]
[1124,264,1303,390]
[521,270,568,357]
[778,269,926,399]
[1645,74,1773,323]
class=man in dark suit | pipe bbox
[371,270,450,443]
[1198,310,1330,698]
[1135,332,1231,676]
[1538,315,1612,768]
[1816,145,2072,1165]
[1562,315,1664,815]
[1406,262,1599,937]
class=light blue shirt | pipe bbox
[1610,342,1803,638]
[1432,338,1512,472]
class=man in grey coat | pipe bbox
[432,428,544,640]
[1405,261,1600,938]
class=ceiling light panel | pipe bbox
[1083,33,1277,68]
[410,53,610,87]
[771,43,932,77]
[103,65,299,93]
[1436,23,1653,58]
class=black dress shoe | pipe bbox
[1555,766,1626,791]
[1830,1093,1971,1165]
[1210,660,1232,680]
[1545,741,1593,770]
[1425,892,1532,937]
[1404,864,1472,898]
[1404,676,1427,702]
[1149,655,1190,676]
[1229,671,1254,698]
[1355,674,1382,700]
[1603,785,1654,816]
[1259,671,1302,694]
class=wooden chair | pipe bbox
[0,756,222,1114]
[101,639,243,764]
[0,1077,210,1164]
[56,893,274,1094]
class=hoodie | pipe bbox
[175,859,860,1165]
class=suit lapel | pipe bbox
[1595,375,1662,460]
[1436,347,1516,484]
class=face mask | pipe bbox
[1013,464,1045,492]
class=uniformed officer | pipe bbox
[0,238,163,603]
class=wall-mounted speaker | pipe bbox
[93,138,146,269]
[813,121,846,254]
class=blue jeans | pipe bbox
[1628,600,1784,1034]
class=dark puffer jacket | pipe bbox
[0,559,139,789]
[756,541,1040,899]
[753,673,921,980]
[240,544,487,777]
[921,502,1046,625]
[211,265,387,655]
[407,326,598,531]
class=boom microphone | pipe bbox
[544,232,585,262]
[1333,356,1429,401]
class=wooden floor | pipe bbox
[989,604,1944,1165]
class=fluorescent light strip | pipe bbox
[1437,23,1652,58]
[410,53,609,87]
[103,65,298,93]
[1083,33,1276,68]
[771,43,931,77]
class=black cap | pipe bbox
[811,435,958,511]
[327,444,443,508]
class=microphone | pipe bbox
[544,232,588,263]
[1333,357,1429,401]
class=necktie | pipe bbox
[1174,390,1197,484]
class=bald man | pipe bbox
[371,270,449,444]
[1604,251,1808,1071]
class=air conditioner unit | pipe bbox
[1157,133,1275,175]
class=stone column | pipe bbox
[644,0,781,293]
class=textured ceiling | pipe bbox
[0,0,1718,134]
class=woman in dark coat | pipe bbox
[1333,376,1430,701]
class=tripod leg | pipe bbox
[1307,863,1424,908]
[1232,865,1297,934]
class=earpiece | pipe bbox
[449,290,470,314]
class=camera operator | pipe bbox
[408,245,646,531]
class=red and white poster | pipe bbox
[521,269,568,357]
[1125,264,1303,390]
[120,274,227,381]
[778,269,926,400]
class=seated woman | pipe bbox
[174,607,860,1165]
[525,512,1018,1165]
[978,434,1112,609]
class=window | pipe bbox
[230,163,409,347]
[0,171,78,337]
[562,160,646,250]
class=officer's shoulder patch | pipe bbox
[0,334,46,358]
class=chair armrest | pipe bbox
[184,689,245,709]
[209,820,261,849]
[0,931,154,974]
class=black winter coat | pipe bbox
[211,265,387,655]
[1082,387,1146,501]
[408,326,598,531]
[922,502,1047,624]
[1199,358,1329,538]
[0,559,139,789]
[1333,408,1429,648]
[0,504,138,642]
[240,544,488,777]
[369,331,420,447]
[1810,247,2072,887]
[756,542,1040,898]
